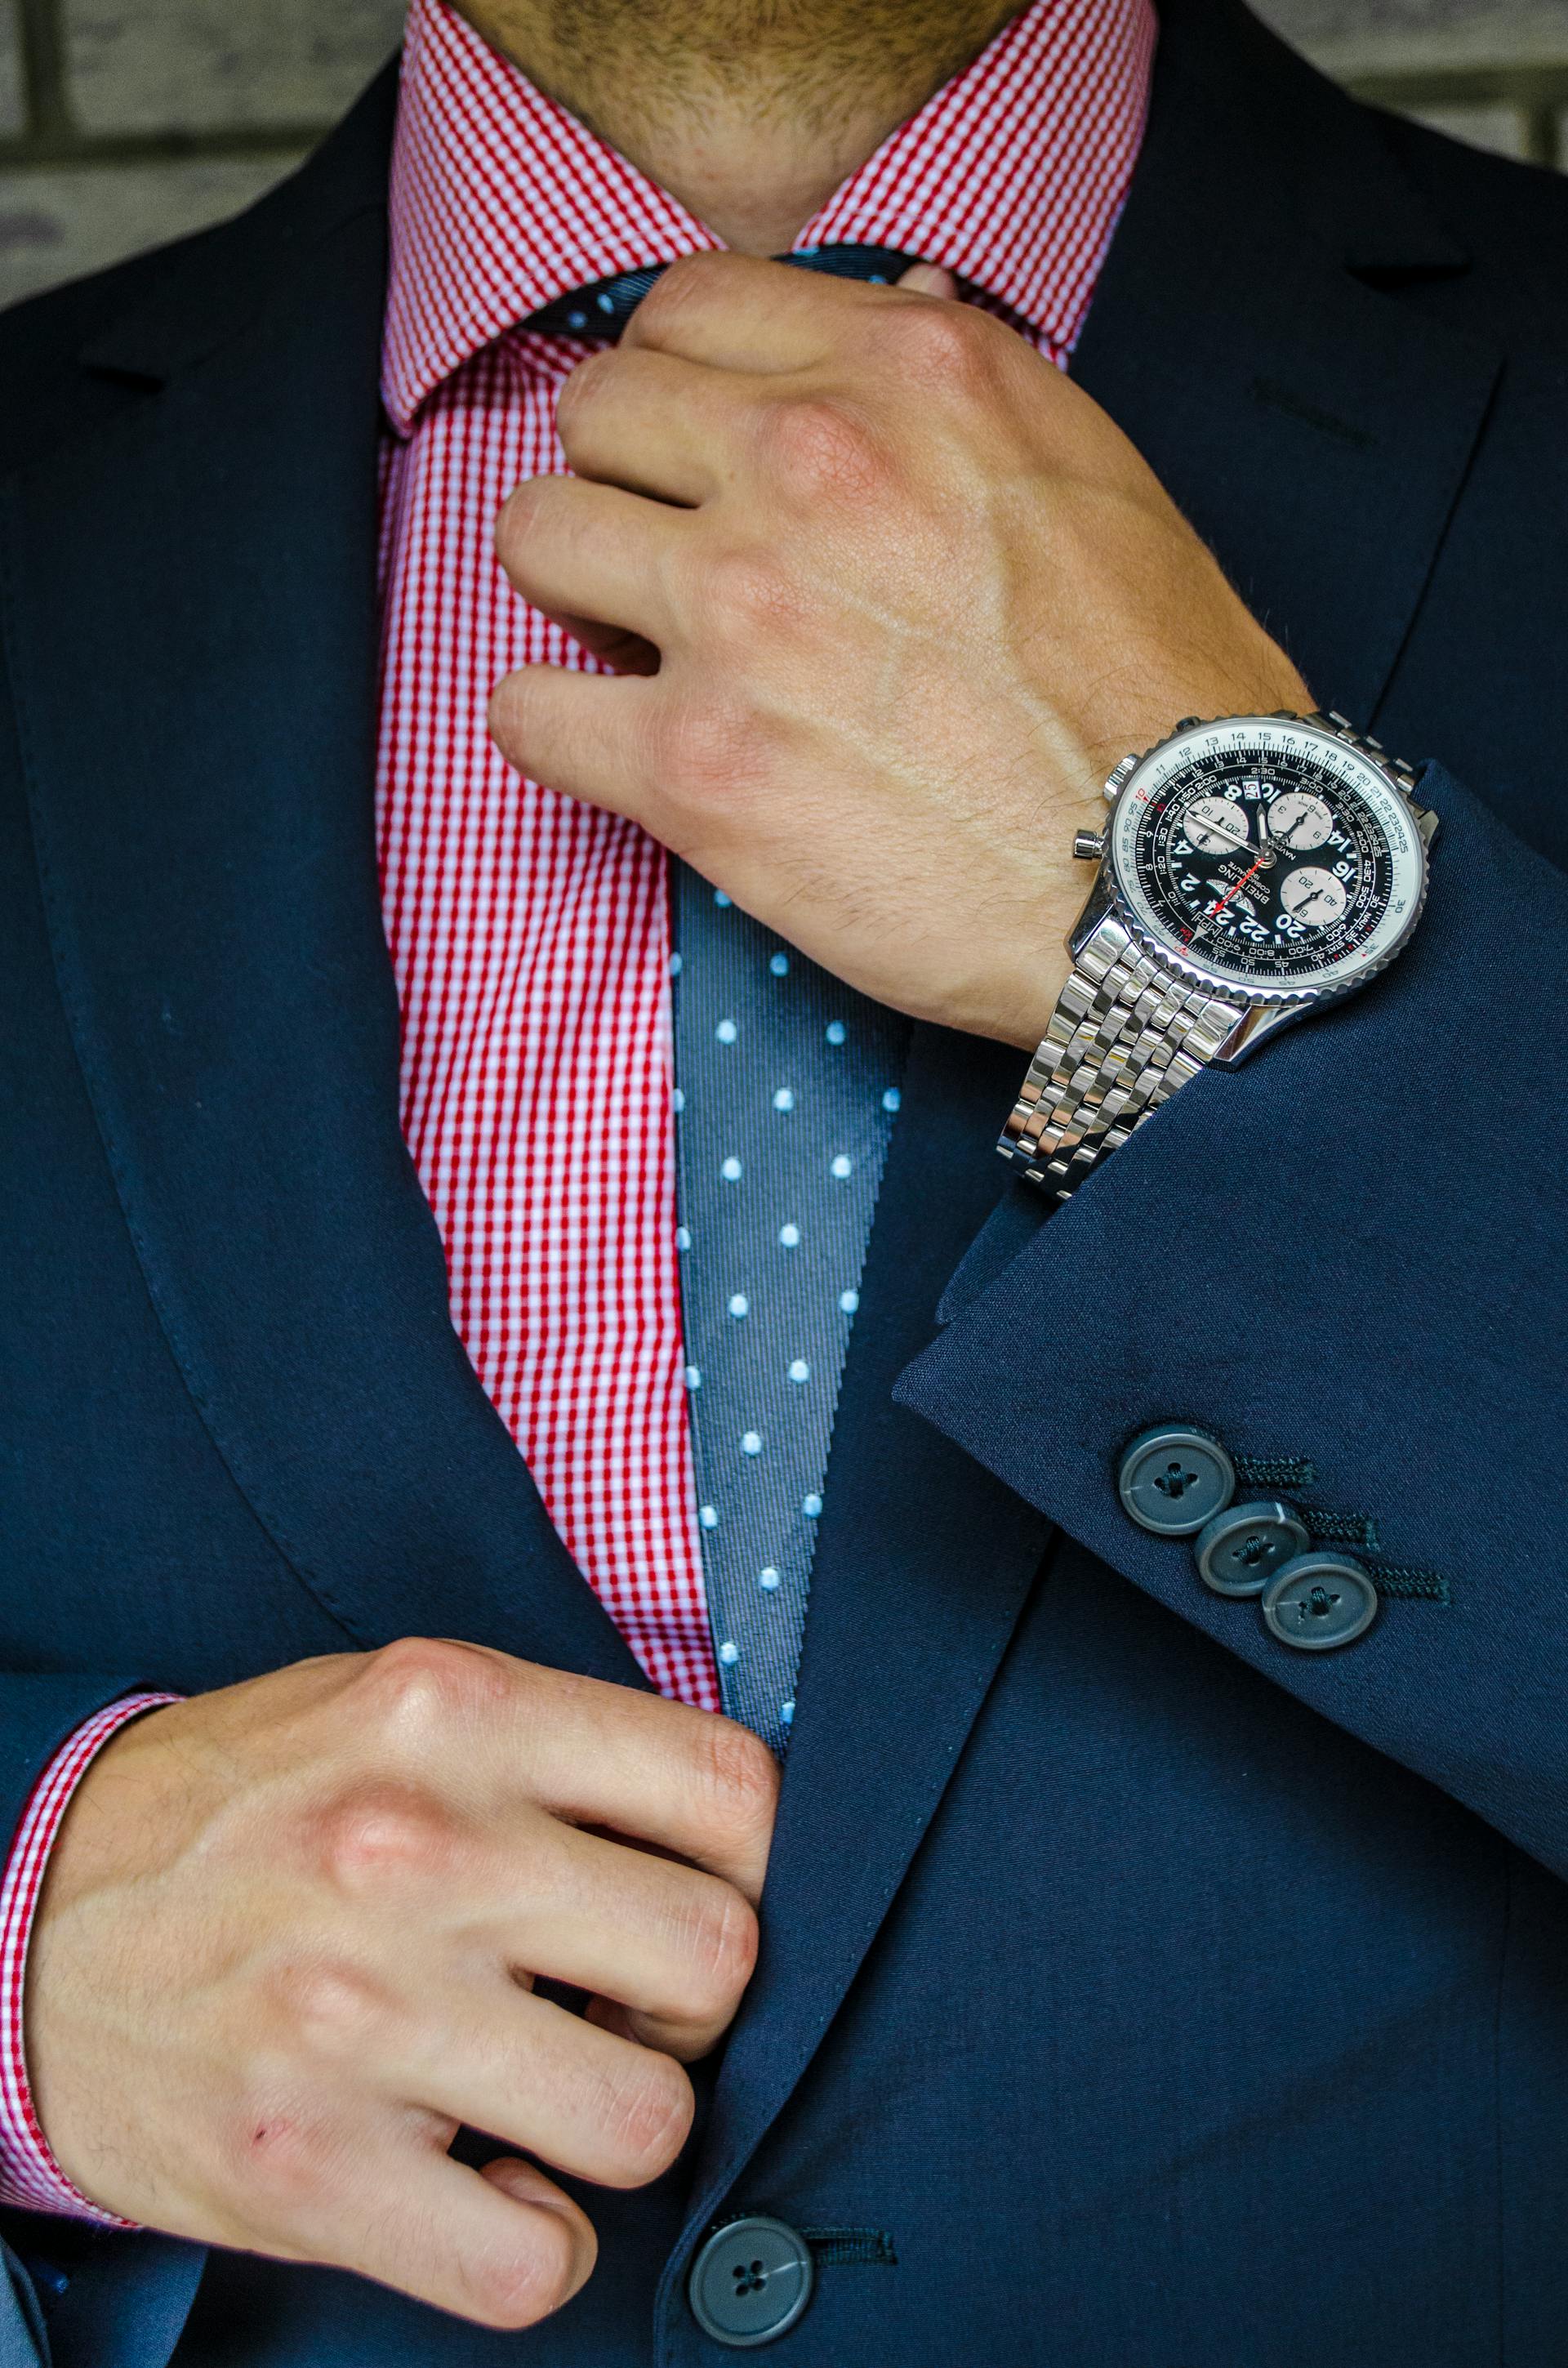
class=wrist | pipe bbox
[999,671,1317,1052]
[0,1694,178,2223]
[996,706,1433,1202]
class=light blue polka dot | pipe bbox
[719,1639,740,1666]
[780,1699,795,1725]
[802,1492,823,1518]
[728,1293,750,1318]
[669,950,683,974]
[826,1021,847,1046]
[773,1087,795,1113]
[684,1365,702,1390]
[741,1430,763,1456]
[699,1504,719,1529]
[675,1225,692,1251]
[671,1086,685,1112]
[839,1288,859,1313]
[595,291,616,313]
[720,1155,743,1182]
[769,952,789,975]
[567,310,588,332]
[759,1567,781,1591]
[777,1223,801,1249]
[882,1086,902,1113]
[830,1153,853,1179]
[715,1019,738,1044]
[714,889,733,908]
[788,1359,810,1384]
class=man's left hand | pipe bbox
[489,251,1310,1050]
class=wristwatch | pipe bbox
[998,710,1437,1200]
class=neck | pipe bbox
[453,0,1022,253]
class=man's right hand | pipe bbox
[24,1640,778,2329]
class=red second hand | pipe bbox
[1207,854,1266,922]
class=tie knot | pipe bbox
[524,243,918,341]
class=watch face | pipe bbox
[1109,719,1426,993]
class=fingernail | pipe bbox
[897,263,958,298]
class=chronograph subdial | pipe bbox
[1113,720,1426,992]
[1266,791,1333,851]
[1182,794,1251,856]
[1279,866,1348,927]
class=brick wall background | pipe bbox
[1,0,1566,310]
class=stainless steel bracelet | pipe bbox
[996,925,1245,1202]
[996,710,1430,1203]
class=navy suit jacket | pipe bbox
[2,0,1567,2359]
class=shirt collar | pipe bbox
[383,0,1155,434]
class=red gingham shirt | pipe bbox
[0,0,1153,2222]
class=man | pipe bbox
[0,0,1565,2354]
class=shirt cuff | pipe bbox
[0,1692,180,2225]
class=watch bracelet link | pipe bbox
[1310,710,1424,808]
[998,917,1245,1202]
[997,711,1428,1204]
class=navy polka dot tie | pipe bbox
[671,873,906,1755]
[526,243,918,342]
[528,244,918,1755]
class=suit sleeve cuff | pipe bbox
[0,1695,180,2226]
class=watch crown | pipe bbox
[1072,830,1107,863]
[1102,755,1138,804]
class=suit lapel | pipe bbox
[2,74,642,1686]
[675,0,1503,2245]
[1069,0,1499,731]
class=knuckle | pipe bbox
[268,1955,391,2058]
[598,2054,694,2184]
[633,249,725,337]
[883,297,990,388]
[307,1778,463,1893]
[649,691,766,805]
[461,2218,581,2331]
[552,346,616,439]
[683,1880,760,2019]
[494,474,558,566]
[488,667,532,753]
[353,1635,506,1742]
[695,1714,780,1847]
[760,392,887,503]
[701,546,802,644]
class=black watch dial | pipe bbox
[1112,725,1424,988]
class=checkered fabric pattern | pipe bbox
[0,0,1152,2219]
[0,1697,177,2221]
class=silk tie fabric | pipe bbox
[526,245,915,1752]
[670,880,907,1752]
[525,242,918,341]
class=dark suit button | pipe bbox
[1261,1553,1379,1650]
[688,2216,815,2348]
[1118,1425,1235,1536]
[1193,1500,1310,1596]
